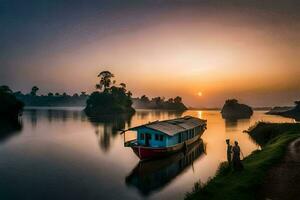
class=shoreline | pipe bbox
[185,122,300,200]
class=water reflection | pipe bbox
[126,140,205,196]
[134,110,184,122]
[225,118,251,132]
[0,109,295,200]
[88,113,134,152]
[24,108,87,125]
[0,120,23,143]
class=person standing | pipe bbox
[226,139,232,164]
[232,141,244,171]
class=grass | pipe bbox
[185,122,300,200]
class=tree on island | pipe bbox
[0,85,24,121]
[96,71,115,92]
[84,70,135,116]
[30,86,39,96]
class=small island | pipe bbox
[266,101,300,121]
[84,71,135,116]
[221,99,253,119]
[0,85,24,122]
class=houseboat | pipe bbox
[124,116,207,160]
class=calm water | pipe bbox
[0,108,295,200]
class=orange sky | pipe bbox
[1,1,300,107]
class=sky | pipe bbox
[1,0,300,107]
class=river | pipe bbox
[0,108,295,200]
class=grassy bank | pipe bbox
[185,122,300,200]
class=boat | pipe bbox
[123,116,207,160]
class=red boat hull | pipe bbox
[131,136,200,160]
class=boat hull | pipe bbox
[131,135,201,160]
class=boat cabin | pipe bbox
[128,116,206,148]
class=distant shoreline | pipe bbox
[23,106,273,112]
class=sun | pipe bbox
[197,92,203,97]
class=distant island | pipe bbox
[0,85,24,122]
[132,95,187,111]
[266,101,300,121]
[84,71,135,116]
[15,86,88,107]
[221,99,253,119]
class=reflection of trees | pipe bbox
[225,118,238,129]
[135,110,184,121]
[26,109,87,124]
[29,109,37,128]
[0,120,23,143]
[224,118,250,131]
[126,140,205,196]
[88,113,134,152]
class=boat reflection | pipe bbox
[125,139,205,196]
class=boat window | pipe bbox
[159,135,164,141]
[178,133,182,143]
[140,133,145,140]
[155,134,159,141]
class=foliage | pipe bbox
[247,122,300,146]
[0,85,24,121]
[30,86,39,96]
[15,89,88,107]
[266,100,300,121]
[185,122,300,200]
[221,99,253,119]
[133,95,187,110]
[84,71,135,115]
[96,71,115,91]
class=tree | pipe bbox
[13,91,23,96]
[120,83,126,88]
[152,97,164,105]
[225,99,238,105]
[48,92,54,96]
[174,96,182,104]
[55,92,60,96]
[73,93,79,97]
[167,98,174,104]
[127,91,132,98]
[96,71,115,92]
[30,86,39,96]
[140,95,150,103]
[0,85,24,121]
[80,91,87,97]
[85,71,135,115]
[0,85,12,93]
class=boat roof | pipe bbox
[129,116,206,136]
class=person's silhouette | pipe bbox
[232,141,244,171]
[226,139,232,164]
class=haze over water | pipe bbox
[0,108,295,200]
